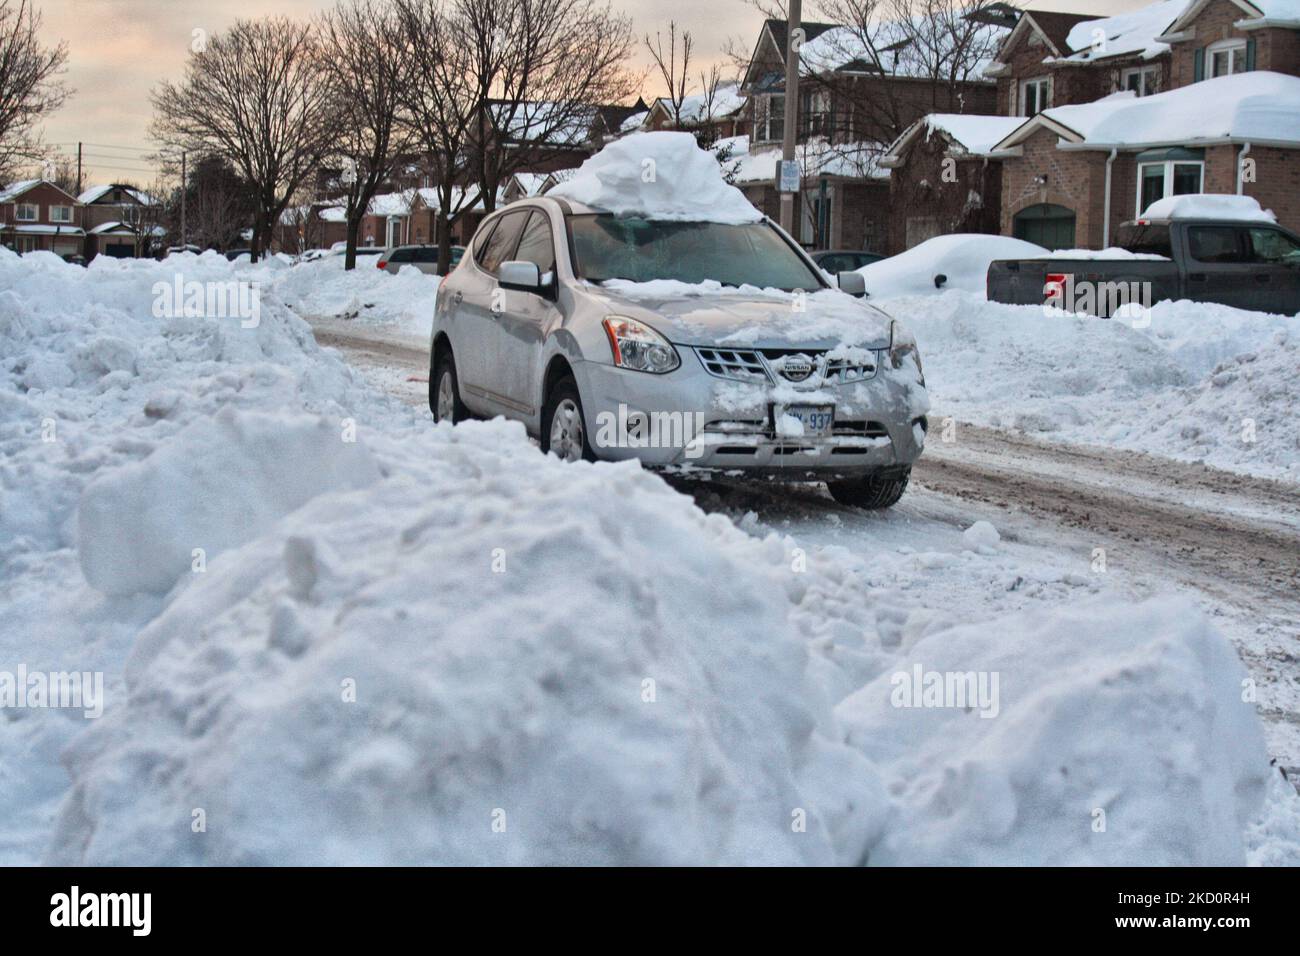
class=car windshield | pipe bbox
[567,215,825,292]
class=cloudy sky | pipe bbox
[34,0,1142,185]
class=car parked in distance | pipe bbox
[428,197,929,510]
[377,244,464,275]
[811,249,885,273]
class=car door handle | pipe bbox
[452,291,463,304]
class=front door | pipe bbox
[493,210,559,413]
[454,209,529,413]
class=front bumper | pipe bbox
[572,349,930,479]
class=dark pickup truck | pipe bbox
[987,217,1300,316]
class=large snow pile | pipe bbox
[3,248,1297,865]
[839,598,1267,865]
[883,290,1300,479]
[858,234,1047,298]
[268,251,441,336]
[1141,193,1277,223]
[549,131,762,224]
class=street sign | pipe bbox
[777,160,801,193]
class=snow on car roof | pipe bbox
[547,131,762,224]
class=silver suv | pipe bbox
[429,197,929,508]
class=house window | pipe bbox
[1020,77,1051,116]
[1137,160,1203,216]
[1122,66,1160,96]
[801,89,831,138]
[757,94,784,143]
[1209,39,1248,78]
[15,203,38,221]
[50,205,73,223]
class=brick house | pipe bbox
[639,84,747,141]
[1159,0,1300,85]
[880,114,1024,253]
[731,17,1003,251]
[991,70,1300,248]
[0,180,85,257]
[77,184,166,260]
[883,0,1300,250]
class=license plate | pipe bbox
[778,404,834,437]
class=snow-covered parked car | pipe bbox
[428,132,929,509]
[858,234,1048,298]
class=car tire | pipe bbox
[826,468,910,510]
[541,375,596,462]
[430,351,469,424]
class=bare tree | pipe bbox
[0,0,69,180]
[151,18,337,261]
[806,0,1004,144]
[179,154,254,252]
[465,0,637,214]
[319,0,416,270]
[394,0,483,276]
[645,21,692,128]
[117,182,167,257]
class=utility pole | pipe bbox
[180,151,187,248]
[76,143,82,196]
[779,0,802,236]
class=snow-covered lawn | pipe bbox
[2,248,1297,865]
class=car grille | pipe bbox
[694,347,878,385]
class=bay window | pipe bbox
[1136,150,1204,217]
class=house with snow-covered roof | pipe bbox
[0,180,85,258]
[78,184,165,260]
[732,15,1006,252]
[879,114,1026,252]
[990,70,1300,248]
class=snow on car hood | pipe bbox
[591,279,894,350]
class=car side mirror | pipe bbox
[499,260,543,293]
[934,273,948,289]
[836,271,866,298]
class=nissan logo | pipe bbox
[779,358,814,382]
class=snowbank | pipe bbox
[3,248,1297,866]
[858,235,1047,298]
[839,597,1270,865]
[78,408,382,596]
[549,131,762,224]
[883,290,1300,479]
[1141,193,1277,223]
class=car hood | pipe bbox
[587,281,894,350]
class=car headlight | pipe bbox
[602,315,680,374]
[889,319,924,378]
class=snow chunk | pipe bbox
[78,407,381,595]
[548,131,762,224]
[962,520,1000,551]
[1141,193,1277,223]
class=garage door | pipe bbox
[104,243,135,259]
[1013,204,1076,251]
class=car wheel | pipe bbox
[826,468,910,510]
[541,375,595,462]
[430,351,468,423]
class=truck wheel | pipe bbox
[827,468,910,510]
[431,351,469,423]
